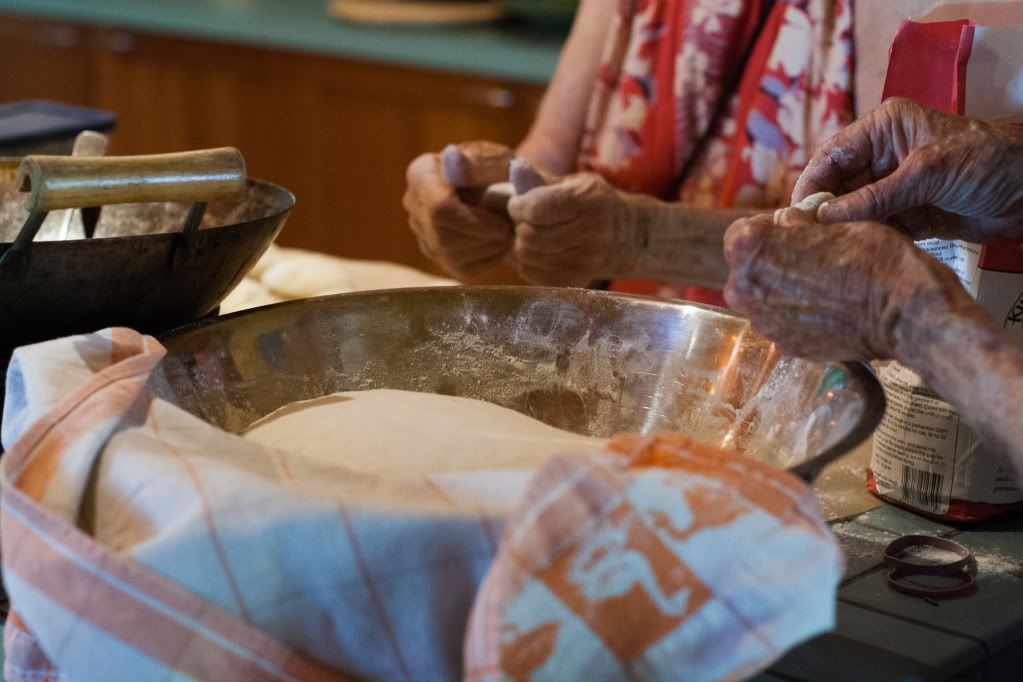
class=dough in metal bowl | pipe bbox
[243,388,606,479]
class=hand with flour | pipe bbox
[402,143,630,285]
[505,161,757,288]
[793,98,1023,243]
[723,208,1023,477]
[505,161,644,287]
[723,207,971,362]
[407,147,750,288]
[403,141,515,278]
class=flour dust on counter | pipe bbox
[242,388,607,478]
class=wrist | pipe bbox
[891,269,991,371]
[889,278,1022,467]
[602,191,650,278]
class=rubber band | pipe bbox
[883,535,972,577]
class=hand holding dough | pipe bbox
[404,142,514,279]
[723,211,966,361]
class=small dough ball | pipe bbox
[774,192,836,224]
[794,191,836,216]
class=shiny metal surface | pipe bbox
[152,287,885,482]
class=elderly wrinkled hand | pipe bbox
[722,209,971,362]
[506,164,641,287]
[403,141,515,279]
[792,97,1023,243]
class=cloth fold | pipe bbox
[219,244,457,315]
[2,329,842,681]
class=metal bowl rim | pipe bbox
[157,285,886,479]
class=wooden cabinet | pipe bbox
[0,16,94,105]
[0,14,545,276]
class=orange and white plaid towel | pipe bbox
[1,329,843,681]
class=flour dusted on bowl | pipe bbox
[242,388,607,477]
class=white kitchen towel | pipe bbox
[1,328,843,681]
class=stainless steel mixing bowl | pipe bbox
[151,286,885,482]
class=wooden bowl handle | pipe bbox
[16,148,247,212]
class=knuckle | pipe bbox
[724,218,770,261]
[577,173,603,193]
[860,182,887,213]
[964,118,990,137]
[405,153,435,183]
[883,96,918,116]
[461,140,509,158]
[507,196,538,224]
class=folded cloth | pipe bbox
[465,435,842,682]
[1,329,843,682]
[220,245,457,314]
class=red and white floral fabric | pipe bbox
[579,0,855,302]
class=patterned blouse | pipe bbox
[578,0,855,302]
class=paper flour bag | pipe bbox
[867,3,1023,521]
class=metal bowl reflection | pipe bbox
[151,286,885,482]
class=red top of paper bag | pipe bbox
[882,19,975,115]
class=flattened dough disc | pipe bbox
[244,388,606,477]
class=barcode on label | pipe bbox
[901,465,945,511]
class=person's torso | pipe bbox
[578,0,855,300]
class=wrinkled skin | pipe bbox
[405,143,638,286]
[506,169,638,287]
[722,209,971,361]
[403,141,515,278]
[793,97,1023,243]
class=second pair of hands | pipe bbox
[404,141,645,288]
[726,97,1023,362]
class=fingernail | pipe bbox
[441,145,466,187]
[818,201,849,223]
[510,158,546,195]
